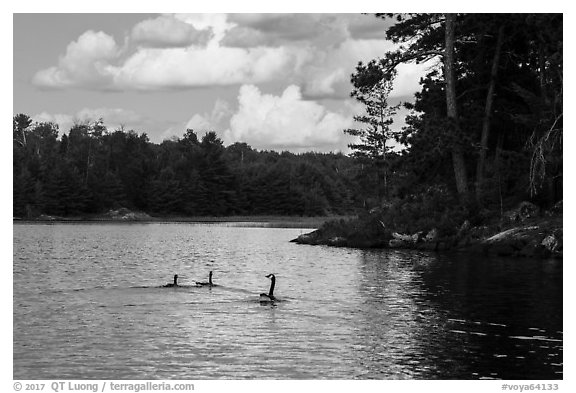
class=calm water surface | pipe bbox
[13,223,562,379]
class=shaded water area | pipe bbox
[13,223,562,379]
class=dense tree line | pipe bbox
[348,13,562,219]
[13,116,373,218]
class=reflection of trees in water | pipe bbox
[353,250,562,379]
[415,254,563,379]
[353,250,467,378]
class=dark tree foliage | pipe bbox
[12,119,365,218]
[345,65,400,203]
[355,13,562,211]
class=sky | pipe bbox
[13,13,432,153]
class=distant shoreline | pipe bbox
[12,215,350,229]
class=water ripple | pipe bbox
[13,223,563,379]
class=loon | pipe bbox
[196,271,214,287]
[259,274,276,302]
[164,274,179,287]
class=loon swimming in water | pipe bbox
[259,274,276,301]
[164,274,179,287]
[196,271,214,287]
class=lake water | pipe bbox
[13,223,563,379]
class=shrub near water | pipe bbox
[318,214,389,247]
[315,185,478,247]
[381,185,474,237]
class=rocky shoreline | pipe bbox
[291,202,563,259]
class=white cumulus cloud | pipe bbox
[224,85,355,151]
[33,30,120,89]
[113,45,294,90]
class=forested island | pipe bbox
[13,14,562,258]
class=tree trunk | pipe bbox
[476,24,505,203]
[495,131,504,217]
[444,13,469,196]
[380,94,387,201]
